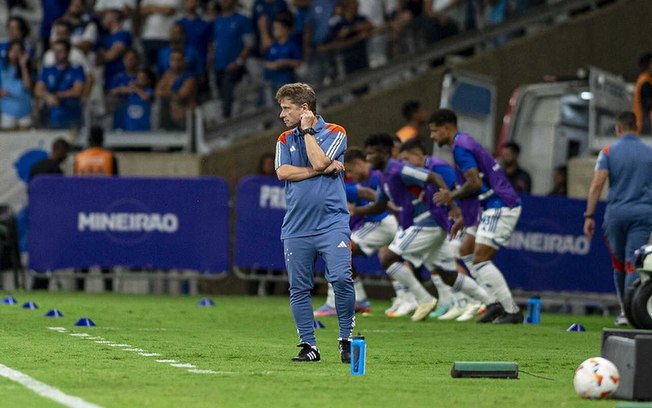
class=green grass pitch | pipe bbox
[0,291,620,407]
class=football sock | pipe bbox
[460,255,475,277]
[453,273,494,305]
[473,261,519,313]
[325,283,336,308]
[430,274,453,307]
[387,262,433,304]
[354,278,368,302]
[391,280,411,300]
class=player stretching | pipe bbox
[430,109,523,324]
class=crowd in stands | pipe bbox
[0,0,550,135]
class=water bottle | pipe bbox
[526,297,541,324]
[350,335,366,375]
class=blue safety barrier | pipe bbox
[28,176,230,273]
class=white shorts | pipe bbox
[352,215,398,256]
[1,113,32,129]
[475,206,522,249]
[388,225,454,270]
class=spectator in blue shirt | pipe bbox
[115,68,155,131]
[34,40,86,130]
[0,40,34,130]
[108,47,140,130]
[252,0,289,56]
[176,0,212,70]
[263,11,301,95]
[96,9,133,90]
[321,0,373,76]
[302,0,340,87]
[156,23,202,78]
[0,16,35,62]
[210,0,253,119]
[155,49,197,130]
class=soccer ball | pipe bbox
[573,357,620,399]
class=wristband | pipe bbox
[583,213,594,219]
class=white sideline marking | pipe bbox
[0,363,103,408]
[187,369,221,375]
[49,330,216,376]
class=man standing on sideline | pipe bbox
[274,82,355,363]
[29,137,70,290]
[74,125,119,176]
[500,141,531,194]
[74,125,118,292]
[583,111,652,326]
[431,108,523,324]
[30,138,70,181]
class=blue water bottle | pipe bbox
[526,297,541,324]
[351,335,366,375]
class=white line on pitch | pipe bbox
[170,363,196,368]
[138,353,161,357]
[155,359,177,363]
[0,363,103,408]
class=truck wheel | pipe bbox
[631,280,652,330]
[624,278,641,328]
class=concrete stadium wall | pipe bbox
[119,0,652,195]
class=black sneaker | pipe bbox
[477,302,504,323]
[339,338,351,364]
[291,343,320,362]
[493,310,524,324]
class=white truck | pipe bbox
[439,67,636,195]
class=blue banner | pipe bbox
[496,194,611,293]
[234,176,287,270]
[234,180,613,292]
[28,176,230,273]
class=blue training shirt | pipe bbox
[596,134,652,218]
[377,159,438,229]
[275,116,349,239]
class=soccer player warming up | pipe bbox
[274,83,355,362]
[430,109,524,324]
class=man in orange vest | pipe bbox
[74,125,119,176]
[74,125,118,292]
[633,53,652,134]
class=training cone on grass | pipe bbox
[45,309,63,318]
[567,323,586,332]
[22,301,38,309]
[2,296,17,304]
[197,298,215,307]
[75,317,96,327]
[314,320,325,329]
